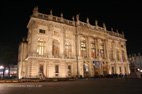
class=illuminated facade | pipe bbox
[18,7,130,79]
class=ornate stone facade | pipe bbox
[18,7,130,79]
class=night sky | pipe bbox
[0,0,142,65]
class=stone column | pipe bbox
[75,26,80,77]
[106,40,110,62]
[86,36,90,58]
[124,47,128,63]
[77,35,81,59]
[127,64,131,74]
[88,37,91,59]
[104,39,107,59]
[48,31,53,58]
[113,41,116,62]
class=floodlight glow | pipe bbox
[140,70,142,73]
[5,69,9,73]
[0,66,4,69]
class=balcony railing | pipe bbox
[33,13,124,39]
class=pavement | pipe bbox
[0,78,142,94]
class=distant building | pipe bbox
[0,65,17,78]
[128,54,142,78]
[18,7,130,79]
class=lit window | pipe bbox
[80,37,87,58]
[91,39,96,58]
[37,39,45,56]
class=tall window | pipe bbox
[52,40,60,58]
[122,50,126,62]
[65,41,72,58]
[37,39,45,56]
[80,37,87,58]
[117,50,120,61]
[91,39,96,58]
[109,42,114,61]
[100,40,105,59]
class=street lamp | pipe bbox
[0,65,4,69]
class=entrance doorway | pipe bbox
[83,63,89,78]
[39,64,45,79]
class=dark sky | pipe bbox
[0,0,142,64]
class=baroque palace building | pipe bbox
[18,7,130,79]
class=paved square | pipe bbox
[0,79,142,94]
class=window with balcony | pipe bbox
[80,37,87,58]
[100,40,105,59]
[37,39,45,56]
[91,39,96,58]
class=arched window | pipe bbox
[52,40,60,58]
[64,41,72,58]
[37,39,45,56]
[80,37,87,58]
